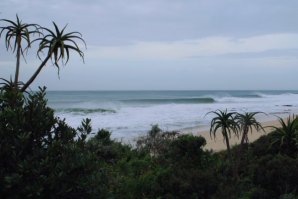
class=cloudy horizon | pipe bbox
[1,0,298,90]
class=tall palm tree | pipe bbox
[21,22,86,92]
[0,15,40,85]
[208,109,238,161]
[236,112,264,146]
[270,116,298,155]
[234,112,264,178]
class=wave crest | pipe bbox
[121,97,215,104]
[56,108,116,114]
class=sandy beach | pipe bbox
[182,119,283,151]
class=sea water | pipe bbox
[46,90,298,141]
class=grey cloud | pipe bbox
[189,49,298,59]
[1,0,298,45]
[1,0,298,90]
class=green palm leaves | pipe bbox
[270,116,298,154]
[208,109,239,158]
[208,110,265,162]
[0,15,40,84]
[36,22,86,68]
[0,15,40,53]
[21,22,86,92]
[209,110,238,140]
[0,15,86,92]
[236,112,264,145]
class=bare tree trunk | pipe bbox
[21,55,51,92]
[14,37,21,85]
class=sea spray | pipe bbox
[46,90,298,141]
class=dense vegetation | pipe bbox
[0,85,298,198]
[1,15,298,198]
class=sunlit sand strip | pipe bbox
[182,119,283,152]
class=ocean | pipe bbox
[46,90,298,141]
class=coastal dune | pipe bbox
[183,119,282,151]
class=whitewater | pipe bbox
[46,90,298,141]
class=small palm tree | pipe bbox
[236,112,264,146]
[270,116,298,155]
[21,22,86,92]
[0,15,40,84]
[234,112,264,178]
[208,109,238,160]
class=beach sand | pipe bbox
[182,119,282,151]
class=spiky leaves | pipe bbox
[208,109,238,159]
[209,110,239,141]
[0,15,41,84]
[235,112,265,145]
[270,116,298,155]
[36,22,86,70]
[234,112,264,178]
[21,22,86,92]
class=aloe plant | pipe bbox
[21,22,86,91]
[234,112,264,178]
[208,109,239,161]
[236,112,264,145]
[0,15,86,92]
[0,15,40,85]
[270,116,298,155]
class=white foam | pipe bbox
[52,91,298,141]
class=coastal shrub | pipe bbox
[279,193,298,199]
[0,86,109,198]
[87,129,133,164]
[114,131,220,199]
[161,134,208,167]
[136,125,178,156]
[1,80,298,198]
[250,154,298,198]
[266,116,298,157]
[250,134,279,157]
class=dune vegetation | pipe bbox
[1,16,298,199]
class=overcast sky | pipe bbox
[1,0,298,90]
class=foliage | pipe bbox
[0,15,40,84]
[270,116,298,156]
[208,109,239,161]
[136,124,178,156]
[1,85,298,198]
[251,154,298,197]
[0,15,85,92]
[0,86,109,198]
[235,112,264,145]
[234,112,264,178]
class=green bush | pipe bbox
[251,154,298,198]
[0,86,109,198]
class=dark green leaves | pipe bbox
[208,109,239,141]
[0,14,40,55]
[36,22,86,70]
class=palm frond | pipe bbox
[35,22,86,69]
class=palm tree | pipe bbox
[236,112,264,146]
[234,112,264,178]
[270,116,298,155]
[0,15,40,85]
[208,109,238,161]
[20,22,86,92]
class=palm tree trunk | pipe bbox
[223,129,232,161]
[234,126,248,179]
[20,55,51,92]
[240,127,248,145]
[14,37,21,85]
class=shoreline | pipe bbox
[181,118,283,151]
